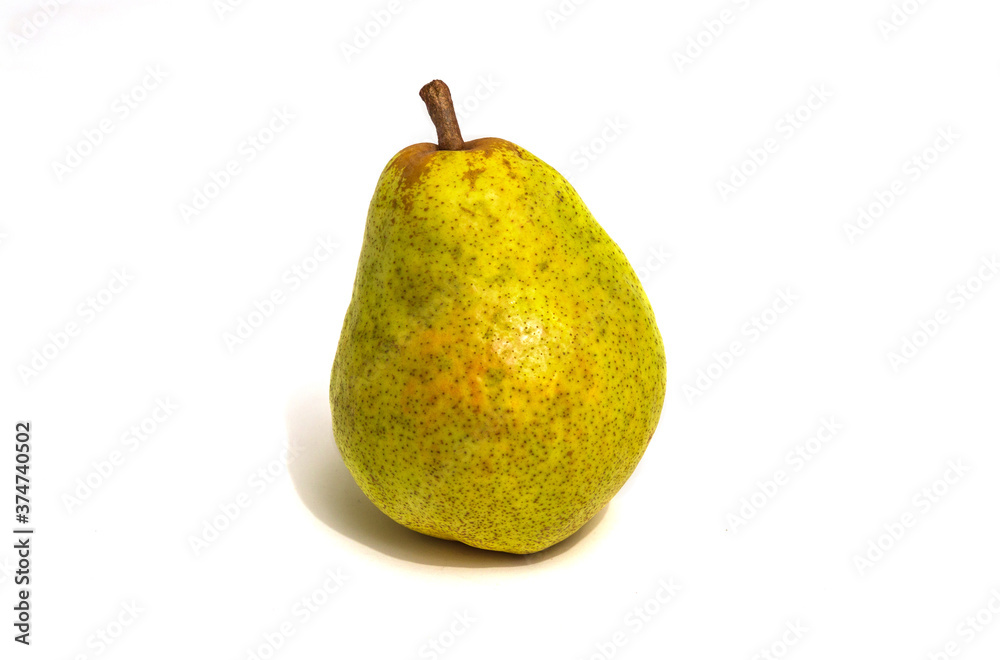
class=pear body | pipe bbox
[331,138,665,554]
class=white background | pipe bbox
[2,0,999,658]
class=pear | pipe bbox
[330,80,666,554]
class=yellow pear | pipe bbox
[330,80,666,554]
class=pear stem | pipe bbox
[419,80,465,151]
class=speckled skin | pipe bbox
[330,137,666,554]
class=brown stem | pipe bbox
[419,80,465,151]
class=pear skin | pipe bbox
[330,81,665,554]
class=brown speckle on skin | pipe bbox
[462,167,487,190]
